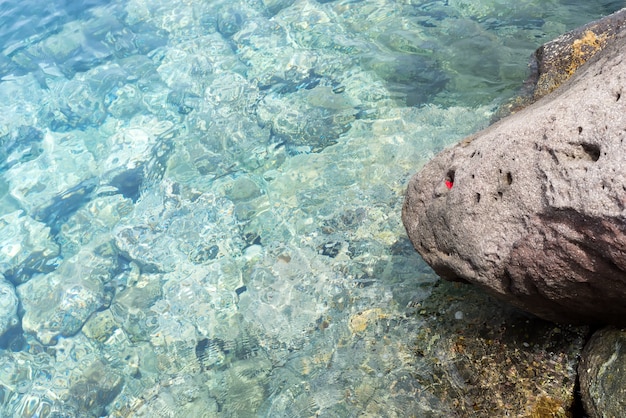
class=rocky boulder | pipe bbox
[579,326,626,418]
[497,8,626,118]
[530,8,626,100]
[402,13,626,325]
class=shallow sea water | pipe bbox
[0,0,623,416]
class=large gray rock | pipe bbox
[402,20,626,325]
[579,326,626,418]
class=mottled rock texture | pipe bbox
[498,8,626,118]
[402,15,626,325]
[530,8,626,100]
[579,326,626,418]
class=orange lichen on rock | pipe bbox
[528,8,626,101]
[566,29,609,76]
[533,27,612,99]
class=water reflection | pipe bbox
[0,0,621,416]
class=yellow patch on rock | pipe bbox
[567,29,608,76]
[348,308,389,334]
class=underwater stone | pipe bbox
[114,184,242,272]
[117,54,164,91]
[2,388,76,417]
[57,195,134,258]
[5,130,97,214]
[257,85,356,151]
[0,275,19,338]
[262,0,295,16]
[217,7,245,38]
[204,72,257,108]
[0,210,60,284]
[109,271,163,343]
[17,249,115,345]
[158,262,244,345]
[105,83,145,119]
[361,52,448,106]
[157,34,243,95]
[224,175,264,202]
[33,177,99,234]
[238,246,339,355]
[0,334,121,416]
[67,360,124,416]
[100,119,171,175]
[209,357,271,416]
[81,309,119,343]
[120,374,218,416]
[103,20,169,59]
[0,125,43,171]
[42,78,107,131]
[231,17,297,88]
[183,109,271,175]
[109,167,145,202]
[411,280,587,416]
[166,88,201,115]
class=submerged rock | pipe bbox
[360,51,448,106]
[0,210,60,284]
[0,334,124,417]
[402,17,626,325]
[0,125,44,171]
[109,270,163,343]
[4,129,97,215]
[115,374,218,417]
[262,0,295,16]
[257,85,356,152]
[579,326,626,418]
[0,349,80,417]
[66,360,124,416]
[17,249,116,345]
[0,275,18,338]
[114,182,243,272]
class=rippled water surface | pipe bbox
[0,0,622,416]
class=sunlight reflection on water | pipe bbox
[0,0,621,416]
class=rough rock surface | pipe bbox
[530,8,626,100]
[497,8,626,118]
[402,20,626,325]
[579,326,626,418]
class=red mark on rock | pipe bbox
[445,180,453,189]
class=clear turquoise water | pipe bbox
[0,0,622,416]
